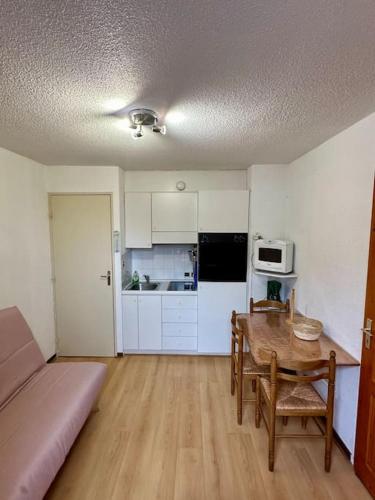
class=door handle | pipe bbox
[100,271,111,286]
[362,318,373,349]
[361,327,373,335]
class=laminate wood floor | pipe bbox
[46,355,370,500]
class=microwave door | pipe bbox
[258,247,282,264]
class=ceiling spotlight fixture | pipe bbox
[132,124,143,140]
[128,108,167,140]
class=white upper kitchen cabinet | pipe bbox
[138,295,162,350]
[125,193,152,248]
[152,193,197,232]
[198,190,249,233]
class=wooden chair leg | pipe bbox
[301,416,308,429]
[269,406,276,472]
[282,416,288,426]
[237,368,243,425]
[230,342,235,396]
[325,415,333,472]
[255,377,261,428]
[251,379,256,393]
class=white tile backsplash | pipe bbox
[129,244,194,282]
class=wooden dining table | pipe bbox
[237,312,359,367]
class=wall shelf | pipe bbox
[254,270,298,279]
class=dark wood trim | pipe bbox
[333,427,351,461]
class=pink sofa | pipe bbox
[0,306,107,500]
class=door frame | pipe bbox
[48,192,116,356]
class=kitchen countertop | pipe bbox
[122,280,198,296]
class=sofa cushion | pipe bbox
[0,307,46,407]
[0,361,106,500]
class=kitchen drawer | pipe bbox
[162,308,197,323]
[162,323,197,337]
[162,336,198,351]
[162,295,197,309]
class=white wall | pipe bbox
[0,148,56,358]
[44,165,124,352]
[124,170,247,192]
[248,164,288,240]
[247,165,290,301]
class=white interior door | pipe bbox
[50,194,115,356]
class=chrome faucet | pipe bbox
[143,274,150,283]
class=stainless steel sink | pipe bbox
[167,281,196,291]
[128,282,159,291]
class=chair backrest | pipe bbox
[231,310,245,350]
[231,310,237,328]
[269,350,336,410]
[0,306,46,407]
[250,298,290,313]
[231,310,242,336]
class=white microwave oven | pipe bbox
[253,239,294,274]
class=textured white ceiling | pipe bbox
[1,0,375,170]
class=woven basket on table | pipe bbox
[290,316,323,341]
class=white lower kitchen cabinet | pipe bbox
[162,294,198,352]
[162,308,197,323]
[197,282,247,354]
[123,295,139,350]
[122,292,198,353]
[162,336,197,351]
[122,294,162,351]
[138,295,162,350]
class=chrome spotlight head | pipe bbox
[152,125,167,135]
[132,125,143,139]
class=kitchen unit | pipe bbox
[122,189,250,355]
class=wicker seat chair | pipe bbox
[255,350,336,472]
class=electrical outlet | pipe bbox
[184,272,190,277]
